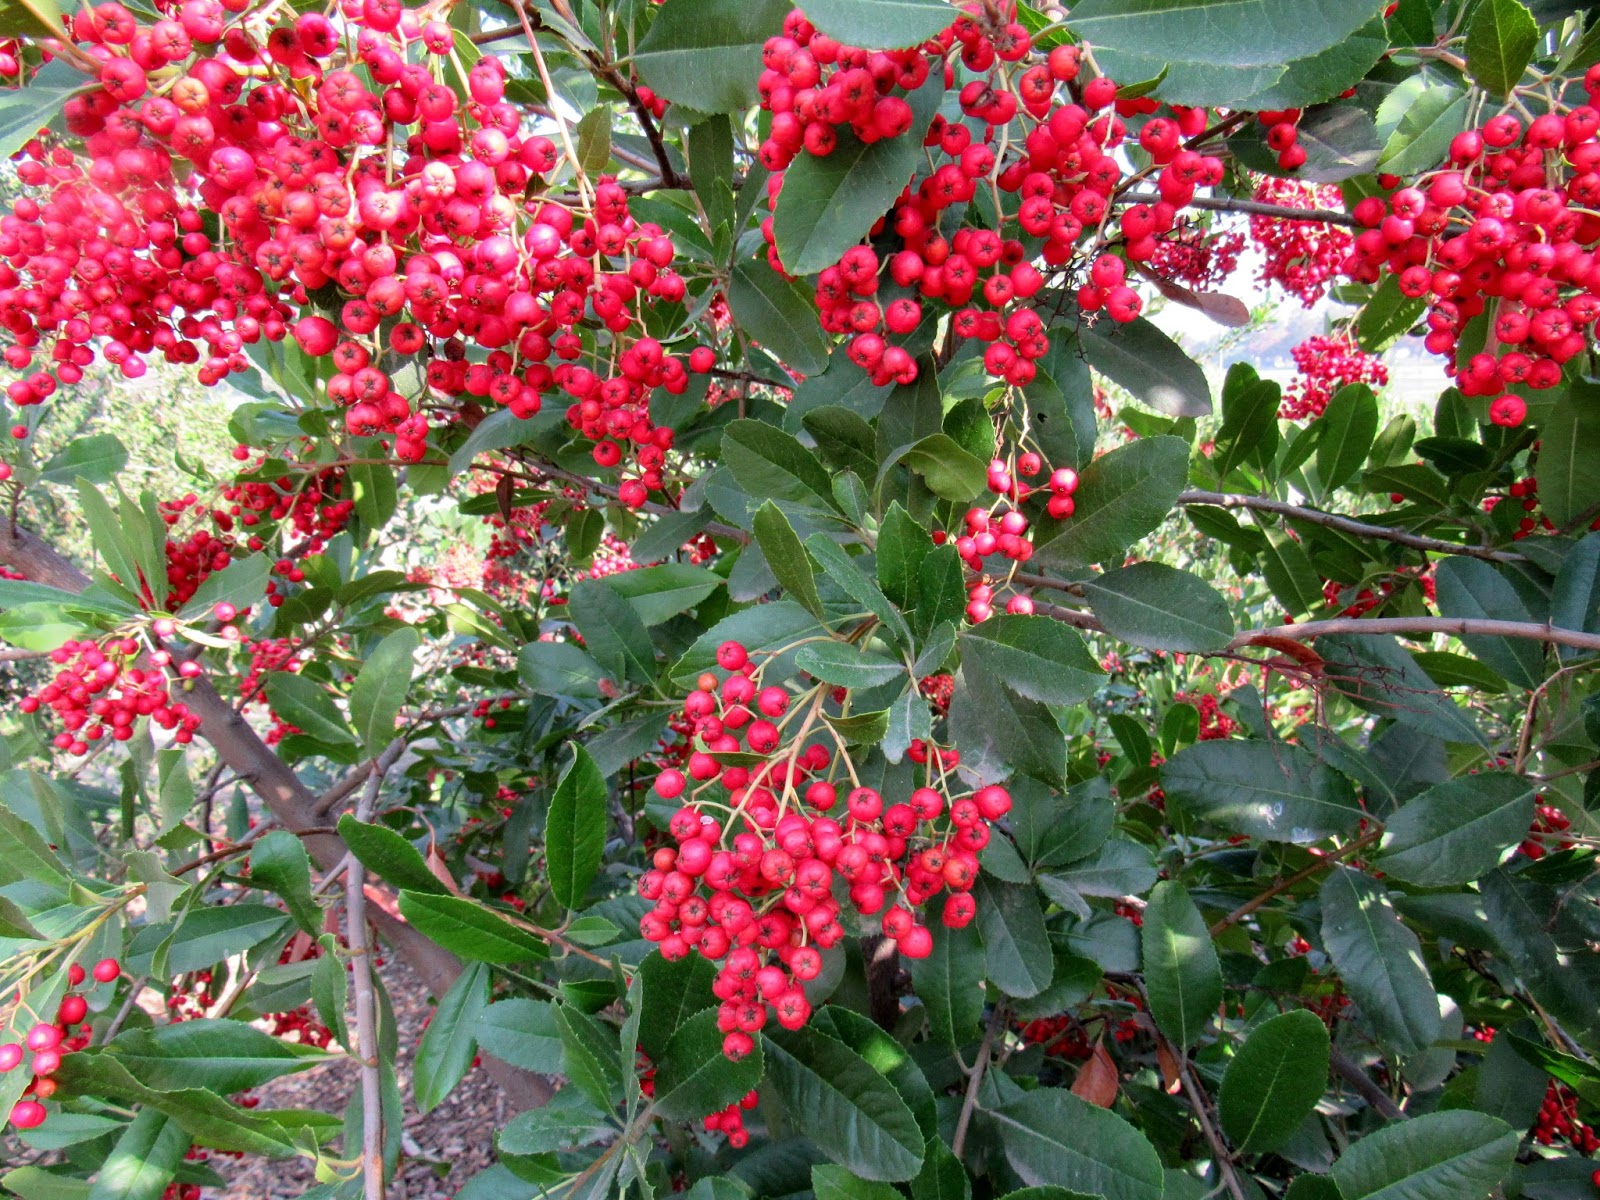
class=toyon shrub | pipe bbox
[2,1,1600,1199]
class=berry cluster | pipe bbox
[19,636,201,755]
[638,639,1009,1059]
[1279,333,1389,421]
[3,957,119,1131]
[1341,85,1600,419]
[1520,798,1575,860]
[0,0,709,507]
[1533,1081,1599,1153]
[755,6,1241,396]
[1250,177,1352,307]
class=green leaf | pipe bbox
[1034,436,1189,567]
[1141,881,1222,1048]
[41,434,127,486]
[728,258,830,377]
[1082,563,1235,652]
[1466,0,1539,97]
[1217,1011,1331,1153]
[805,404,881,479]
[1067,0,1385,107]
[906,923,984,1046]
[152,905,291,976]
[653,1008,765,1120]
[982,1087,1165,1200]
[0,800,68,888]
[811,1165,902,1200]
[1433,558,1546,689]
[1161,740,1362,843]
[1378,84,1469,174]
[445,408,559,477]
[398,892,549,964]
[1320,867,1441,1054]
[1213,368,1281,481]
[1316,384,1380,491]
[573,105,611,176]
[878,502,931,610]
[637,950,717,1062]
[183,554,272,620]
[546,745,607,910]
[1357,275,1428,354]
[1038,839,1159,915]
[604,564,724,626]
[1236,14,1390,109]
[1481,870,1600,1044]
[1079,320,1211,418]
[973,876,1053,999]
[474,998,563,1074]
[633,0,791,115]
[1258,527,1323,618]
[348,627,418,753]
[958,614,1102,706]
[763,1025,926,1181]
[805,534,913,649]
[754,502,825,618]
[248,830,320,935]
[723,419,838,511]
[414,963,490,1116]
[901,433,987,503]
[1321,635,1486,746]
[569,579,655,684]
[909,1138,971,1200]
[1330,1111,1517,1200]
[311,936,349,1050]
[498,1089,615,1157]
[104,1019,326,1096]
[1375,773,1534,886]
[0,65,86,163]
[1552,531,1600,661]
[795,641,906,689]
[1539,383,1600,527]
[77,480,143,602]
[263,674,356,747]
[86,1108,188,1200]
[671,599,828,685]
[53,1053,306,1157]
[554,1002,622,1111]
[795,0,953,48]
[337,814,447,895]
[773,75,943,276]
[518,640,606,699]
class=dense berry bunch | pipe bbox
[1150,222,1245,291]
[0,1,710,506]
[638,639,1010,1059]
[1279,333,1389,420]
[1250,177,1352,306]
[3,957,119,1130]
[755,5,1237,394]
[1342,84,1600,414]
[19,636,201,754]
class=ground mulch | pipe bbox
[211,958,506,1199]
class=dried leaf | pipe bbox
[1071,1038,1120,1108]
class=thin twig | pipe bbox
[1177,490,1525,564]
[348,741,404,1200]
[1121,192,1359,228]
[1173,1044,1247,1200]
[952,1004,1006,1159]
[1330,1048,1408,1120]
[1030,597,1600,655]
[1209,830,1382,937]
